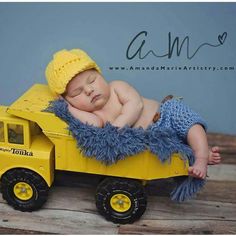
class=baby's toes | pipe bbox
[200,171,207,179]
[213,152,220,157]
[212,146,220,153]
[188,166,194,174]
[188,167,198,177]
[193,168,201,177]
[214,157,221,163]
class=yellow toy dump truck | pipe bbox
[0,84,188,224]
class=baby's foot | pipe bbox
[188,159,208,179]
[208,146,221,165]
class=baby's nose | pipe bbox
[84,85,94,95]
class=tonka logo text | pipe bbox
[0,147,33,156]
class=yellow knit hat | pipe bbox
[45,49,101,95]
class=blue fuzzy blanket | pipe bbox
[45,99,205,202]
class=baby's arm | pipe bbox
[67,103,104,127]
[111,80,143,127]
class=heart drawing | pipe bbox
[218,32,227,45]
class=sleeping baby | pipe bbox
[45,49,221,179]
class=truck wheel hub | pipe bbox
[110,193,131,212]
[13,182,33,200]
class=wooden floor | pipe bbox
[0,133,236,234]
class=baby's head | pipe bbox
[45,49,110,112]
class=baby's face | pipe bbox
[64,69,110,112]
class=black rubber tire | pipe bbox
[1,168,49,212]
[95,177,147,224]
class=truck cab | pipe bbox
[0,106,54,187]
[0,108,30,147]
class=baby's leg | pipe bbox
[208,146,221,165]
[187,124,209,179]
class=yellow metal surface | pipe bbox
[2,84,189,183]
[0,106,55,186]
[13,182,33,201]
[48,126,188,181]
[7,84,69,136]
[110,194,131,212]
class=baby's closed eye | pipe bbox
[70,88,83,97]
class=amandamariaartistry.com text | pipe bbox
[108,65,235,72]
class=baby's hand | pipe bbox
[59,96,104,127]
[111,121,126,129]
